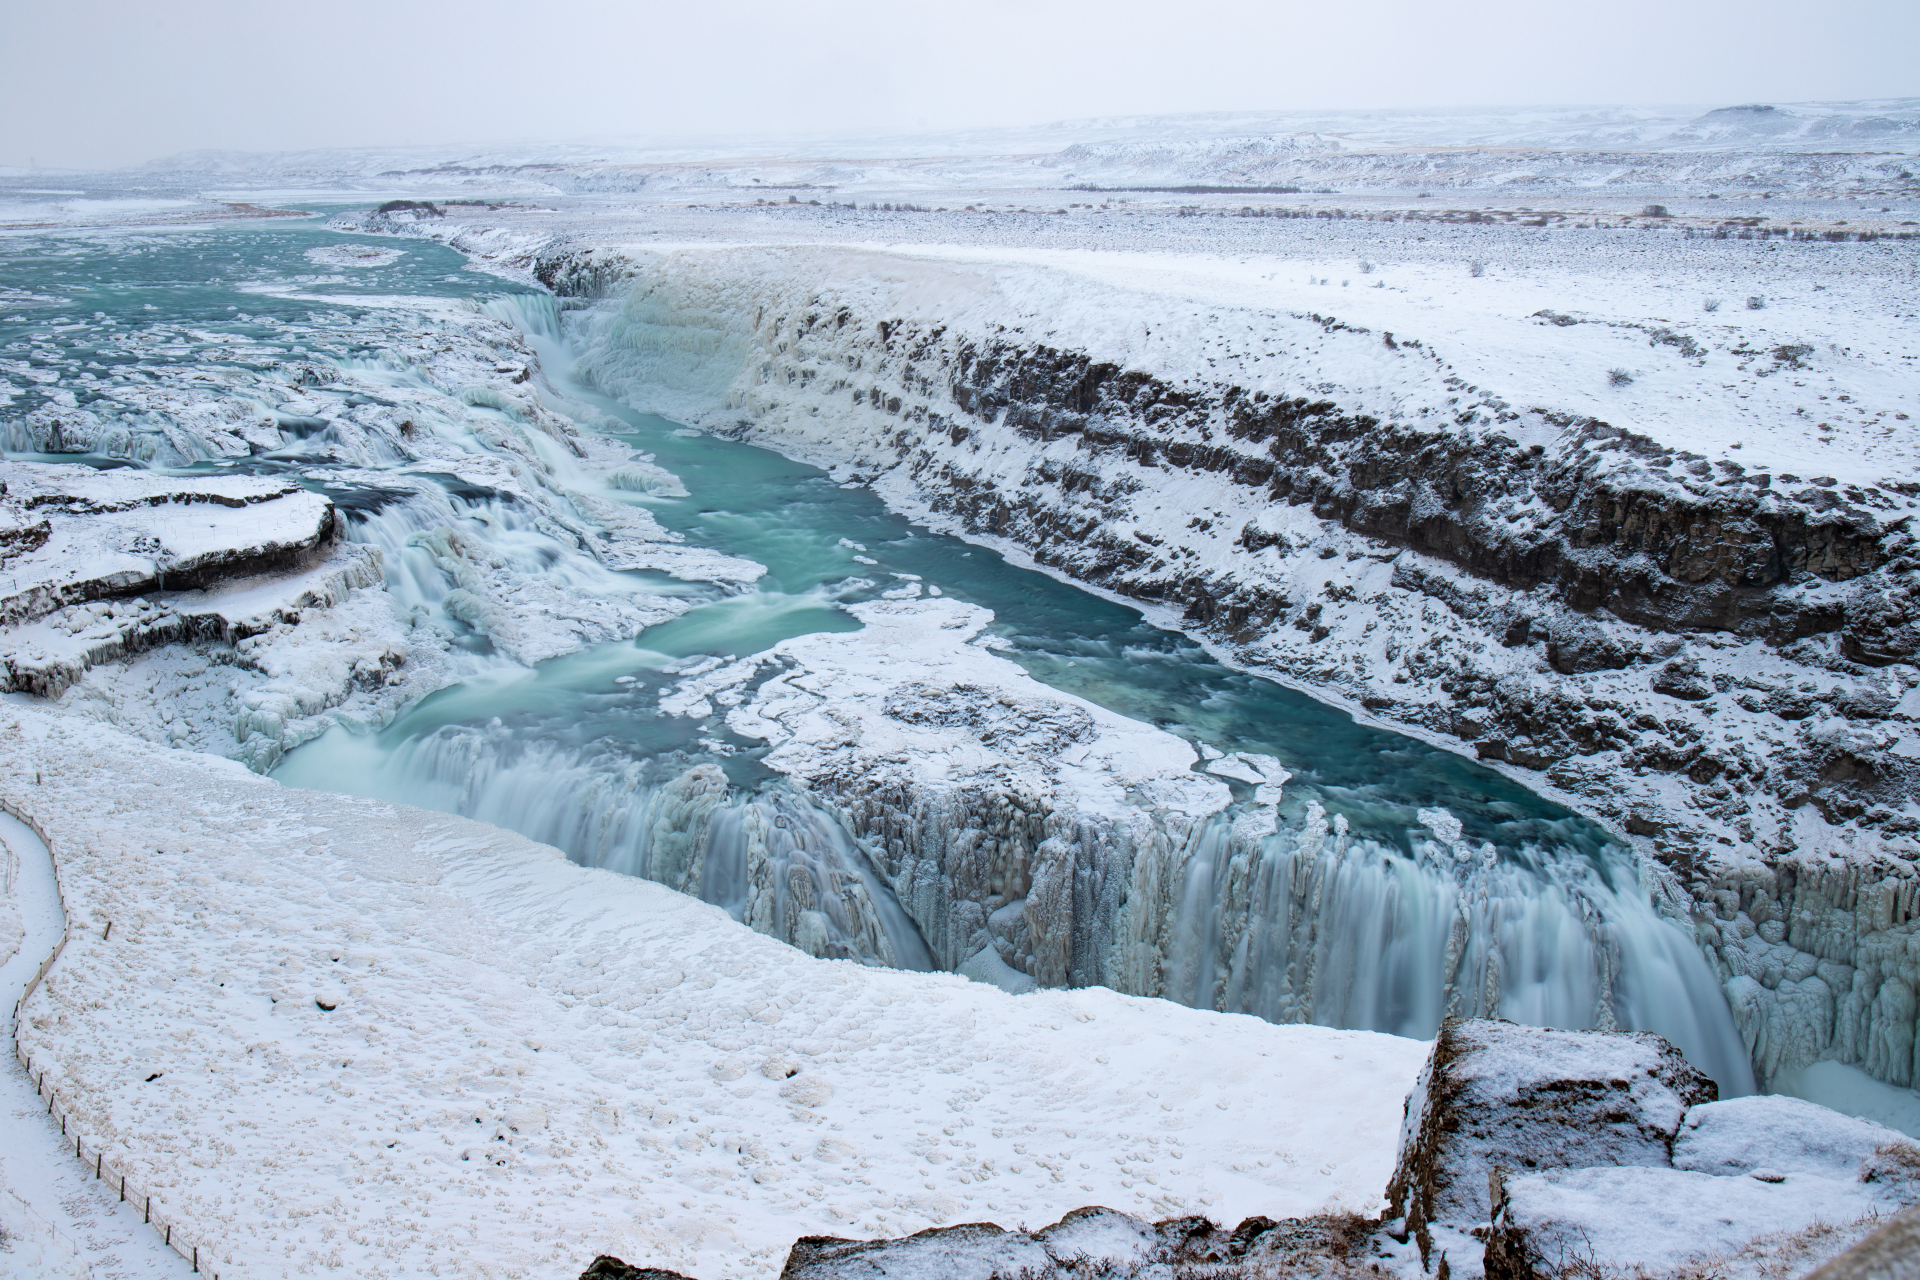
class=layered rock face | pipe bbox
[1385,1019,1719,1260]
[549,243,1919,860]
[0,464,337,627]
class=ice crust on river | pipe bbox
[702,596,1227,819]
[2,705,1427,1280]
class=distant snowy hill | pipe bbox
[135,98,1920,186]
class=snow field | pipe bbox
[2,707,1428,1280]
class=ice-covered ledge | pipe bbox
[656,595,1239,982]
[1,705,1425,1279]
[0,462,337,626]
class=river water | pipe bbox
[3,211,1757,1093]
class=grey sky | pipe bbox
[5,0,1916,170]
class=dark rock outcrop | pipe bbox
[778,1206,1382,1280]
[578,1257,700,1280]
[938,338,1897,646]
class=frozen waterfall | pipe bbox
[1154,802,1756,1094]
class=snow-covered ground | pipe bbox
[2,704,1426,1279]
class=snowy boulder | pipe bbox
[0,503,52,557]
[1447,1048,1920,1278]
[9,405,104,453]
[1383,1019,1717,1259]
[1649,655,1713,701]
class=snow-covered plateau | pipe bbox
[4,99,1920,1278]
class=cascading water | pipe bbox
[280,714,934,970]
[702,789,934,971]
[1153,803,1754,1092]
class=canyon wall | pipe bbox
[538,239,1920,1092]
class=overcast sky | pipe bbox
[4,0,1916,170]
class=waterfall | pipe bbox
[828,775,1757,1094]
[703,790,933,971]
[1151,801,1757,1094]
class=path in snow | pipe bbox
[0,808,190,1279]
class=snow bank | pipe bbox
[1491,1165,1904,1279]
[3,706,1428,1279]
